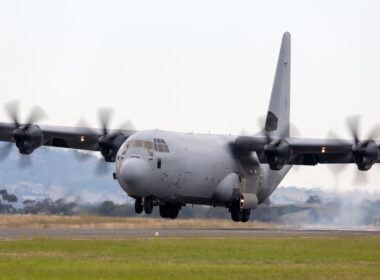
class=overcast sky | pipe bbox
[0,0,380,193]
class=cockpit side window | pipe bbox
[153,138,170,153]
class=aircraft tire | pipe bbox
[135,197,143,214]
[144,197,153,214]
[241,209,250,222]
[168,206,179,219]
[159,205,170,218]
[231,207,241,222]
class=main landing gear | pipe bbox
[134,197,143,214]
[134,197,181,219]
[230,201,250,222]
[159,204,180,219]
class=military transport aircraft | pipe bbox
[0,32,378,222]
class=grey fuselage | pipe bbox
[115,130,291,208]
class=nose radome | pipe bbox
[121,157,152,188]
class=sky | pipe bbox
[0,0,380,193]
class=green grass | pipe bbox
[0,237,379,280]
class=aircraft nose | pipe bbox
[121,157,152,189]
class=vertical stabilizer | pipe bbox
[265,32,291,137]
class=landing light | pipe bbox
[321,146,326,153]
[80,136,85,142]
[240,196,245,207]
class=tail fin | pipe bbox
[264,32,291,137]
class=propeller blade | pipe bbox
[26,105,47,125]
[290,123,301,138]
[117,120,135,131]
[0,142,13,159]
[18,154,32,168]
[291,165,301,173]
[95,159,111,176]
[346,115,362,144]
[76,118,98,135]
[5,100,20,127]
[97,108,113,136]
[366,123,380,140]
[326,130,348,146]
[72,150,93,162]
[239,129,251,136]
[327,164,347,177]
[353,170,368,186]
[256,115,266,131]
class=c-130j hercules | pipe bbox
[0,32,378,222]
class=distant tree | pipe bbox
[306,195,322,204]
[0,189,18,203]
[0,189,18,214]
[4,194,17,203]
[23,199,35,207]
[98,201,116,216]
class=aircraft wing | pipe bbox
[232,135,380,170]
[0,122,135,161]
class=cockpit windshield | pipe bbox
[126,138,170,153]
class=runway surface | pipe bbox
[0,228,379,240]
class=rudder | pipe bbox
[265,32,291,138]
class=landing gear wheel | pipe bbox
[144,197,153,214]
[241,209,250,222]
[134,197,143,214]
[168,206,179,219]
[231,207,242,222]
[159,205,170,218]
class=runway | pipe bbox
[0,228,379,240]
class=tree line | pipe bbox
[0,189,379,225]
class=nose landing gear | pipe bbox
[134,196,154,215]
[134,197,180,219]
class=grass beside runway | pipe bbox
[0,238,379,280]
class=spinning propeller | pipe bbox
[75,108,133,175]
[256,115,298,171]
[0,100,47,167]
[328,115,380,185]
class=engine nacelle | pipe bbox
[12,124,44,154]
[264,139,293,170]
[98,133,127,162]
[353,140,379,171]
[240,193,258,210]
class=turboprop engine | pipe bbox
[13,124,44,154]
